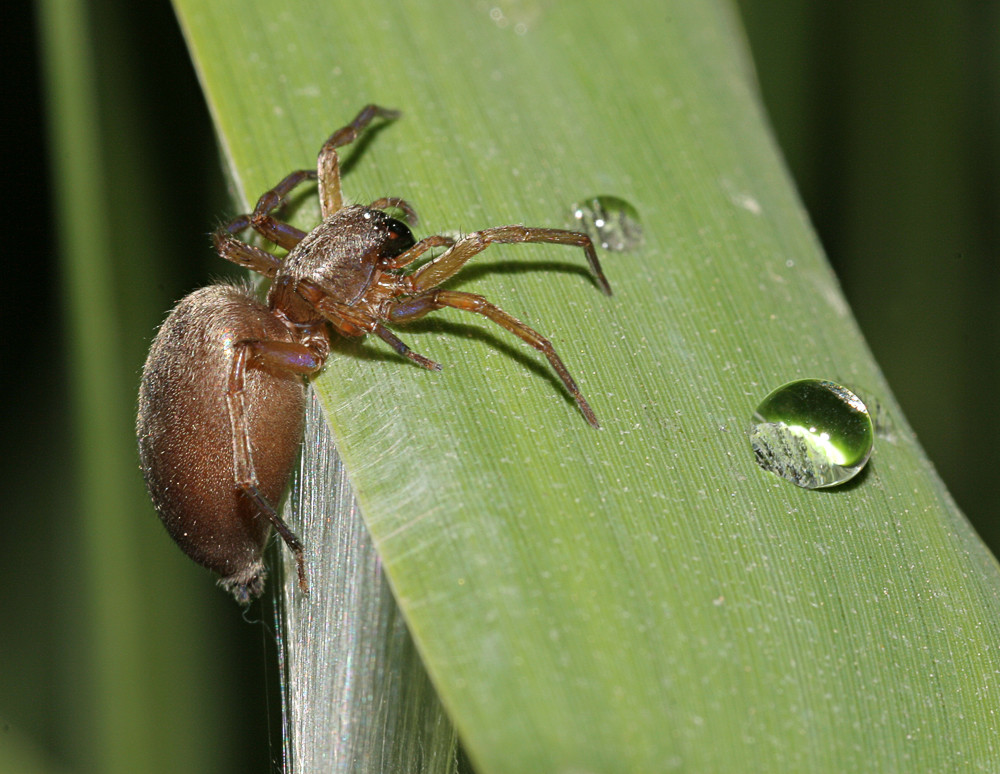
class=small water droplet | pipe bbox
[571,195,643,252]
[866,396,898,443]
[749,379,874,489]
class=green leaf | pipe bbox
[37,1,238,772]
[173,1,1000,772]
[36,0,250,772]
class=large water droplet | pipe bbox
[749,379,874,489]
[571,195,643,252]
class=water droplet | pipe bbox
[749,379,874,489]
[571,195,643,252]
[866,396,898,443]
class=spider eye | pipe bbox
[379,217,416,254]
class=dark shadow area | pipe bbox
[339,117,399,178]
[434,258,604,294]
[326,316,577,411]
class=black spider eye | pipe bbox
[381,217,416,253]
[386,218,413,239]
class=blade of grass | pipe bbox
[38,0,238,771]
[173,0,1000,771]
[37,0,162,768]
[277,393,460,772]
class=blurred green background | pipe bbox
[5,0,996,771]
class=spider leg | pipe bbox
[369,197,420,226]
[217,171,314,251]
[226,338,325,593]
[384,235,456,271]
[212,228,284,278]
[373,324,442,371]
[387,289,601,428]
[407,226,612,296]
[317,104,401,219]
[298,282,444,371]
[247,170,315,249]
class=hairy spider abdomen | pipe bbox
[137,284,306,596]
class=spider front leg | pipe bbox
[212,228,284,279]
[408,226,613,296]
[317,104,401,219]
[386,289,601,428]
[220,170,315,251]
[221,104,403,248]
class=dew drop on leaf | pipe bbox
[571,195,643,252]
[749,379,874,489]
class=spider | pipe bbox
[137,105,612,603]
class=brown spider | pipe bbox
[137,105,611,603]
